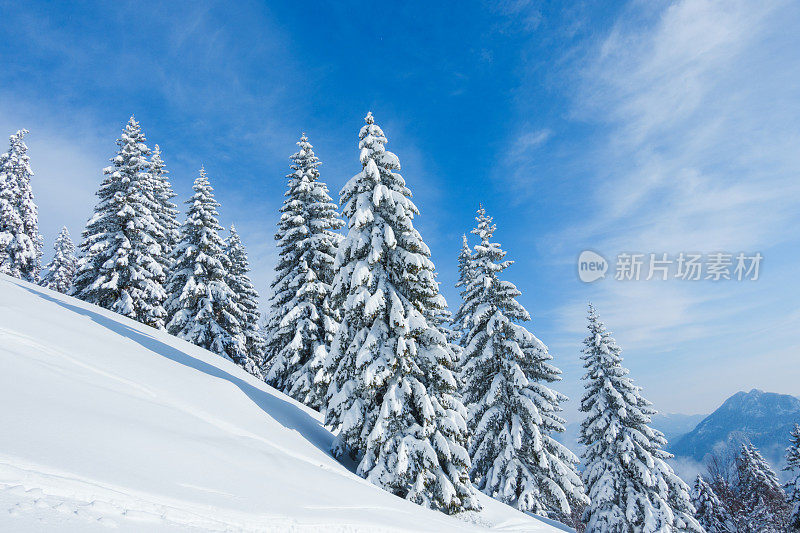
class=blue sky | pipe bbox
[1,0,799,421]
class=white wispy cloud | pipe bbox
[540,0,800,415]
[566,0,800,253]
[515,129,552,153]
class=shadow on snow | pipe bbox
[19,282,350,468]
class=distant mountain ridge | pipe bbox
[555,412,707,458]
[670,389,800,474]
[557,390,800,480]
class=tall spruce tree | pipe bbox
[458,207,587,518]
[737,442,788,532]
[323,112,478,513]
[72,117,167,328]
[579,304,701,532]
[0,129,42,282]
[451,233,473,343]
[148,145,180,266]
[226,225,265,377]
[426,296,462,368]
[41,226,77,294]
[420,287,477,513]
[165,168,245,363]
[786,424,800,531]
[692,474,734,533]
[263,134,343,410]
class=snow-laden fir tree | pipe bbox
[263,134,343,410]
[450,234,473,343]
[579,304,702,533]
[148,145,180,265]
[785,424,800,531]
[0,129,42,282]
[420,288,477,513]
[737,442,788,532]
[324,113,478,513]
[41,226,77,293]
[427,296,463,370]
[225,225,265,378]
[72,117,167,328]
[165,168,245,363]
[692,474,733,533]
[458,207,587,518]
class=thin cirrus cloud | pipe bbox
[564,0,800,254]
[514,129,552,153]
[543,0,800,416]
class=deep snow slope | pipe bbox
[0,275,560,532]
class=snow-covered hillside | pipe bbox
[0,275,562,532]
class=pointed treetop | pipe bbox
[4,129,31,167]
[296,133,315,156]
[472,205,497,242]
[365,111,374,124]
[227,224,251,272]
[291,135,320,176]
[53,225,73,250]
[190,168,219,208]
[151,145,166,174]
[11,129,29,142]
[476,202,486,221]
[5,129,30,161]
[120,116,145,149]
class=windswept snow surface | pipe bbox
[0,275,561,532]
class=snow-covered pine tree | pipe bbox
[262,134,343,410]
[41,226,77,294]
[72,117,167,328]
[0,129,42,282]
[427,298,463,372]
[148,145,180,267]
[692,474,734,533]
[451,233,474,343]
[425,300,460,368]
[0,137,18,273]
[165,168,246,364]
[324,113,478,513]
[458,207,586,518]
[785,424,800,531]
[225,225,265,378]
[736,442,789,532]
[579,304,702,533]
[0,150,7,269]
[420,288,478,514]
